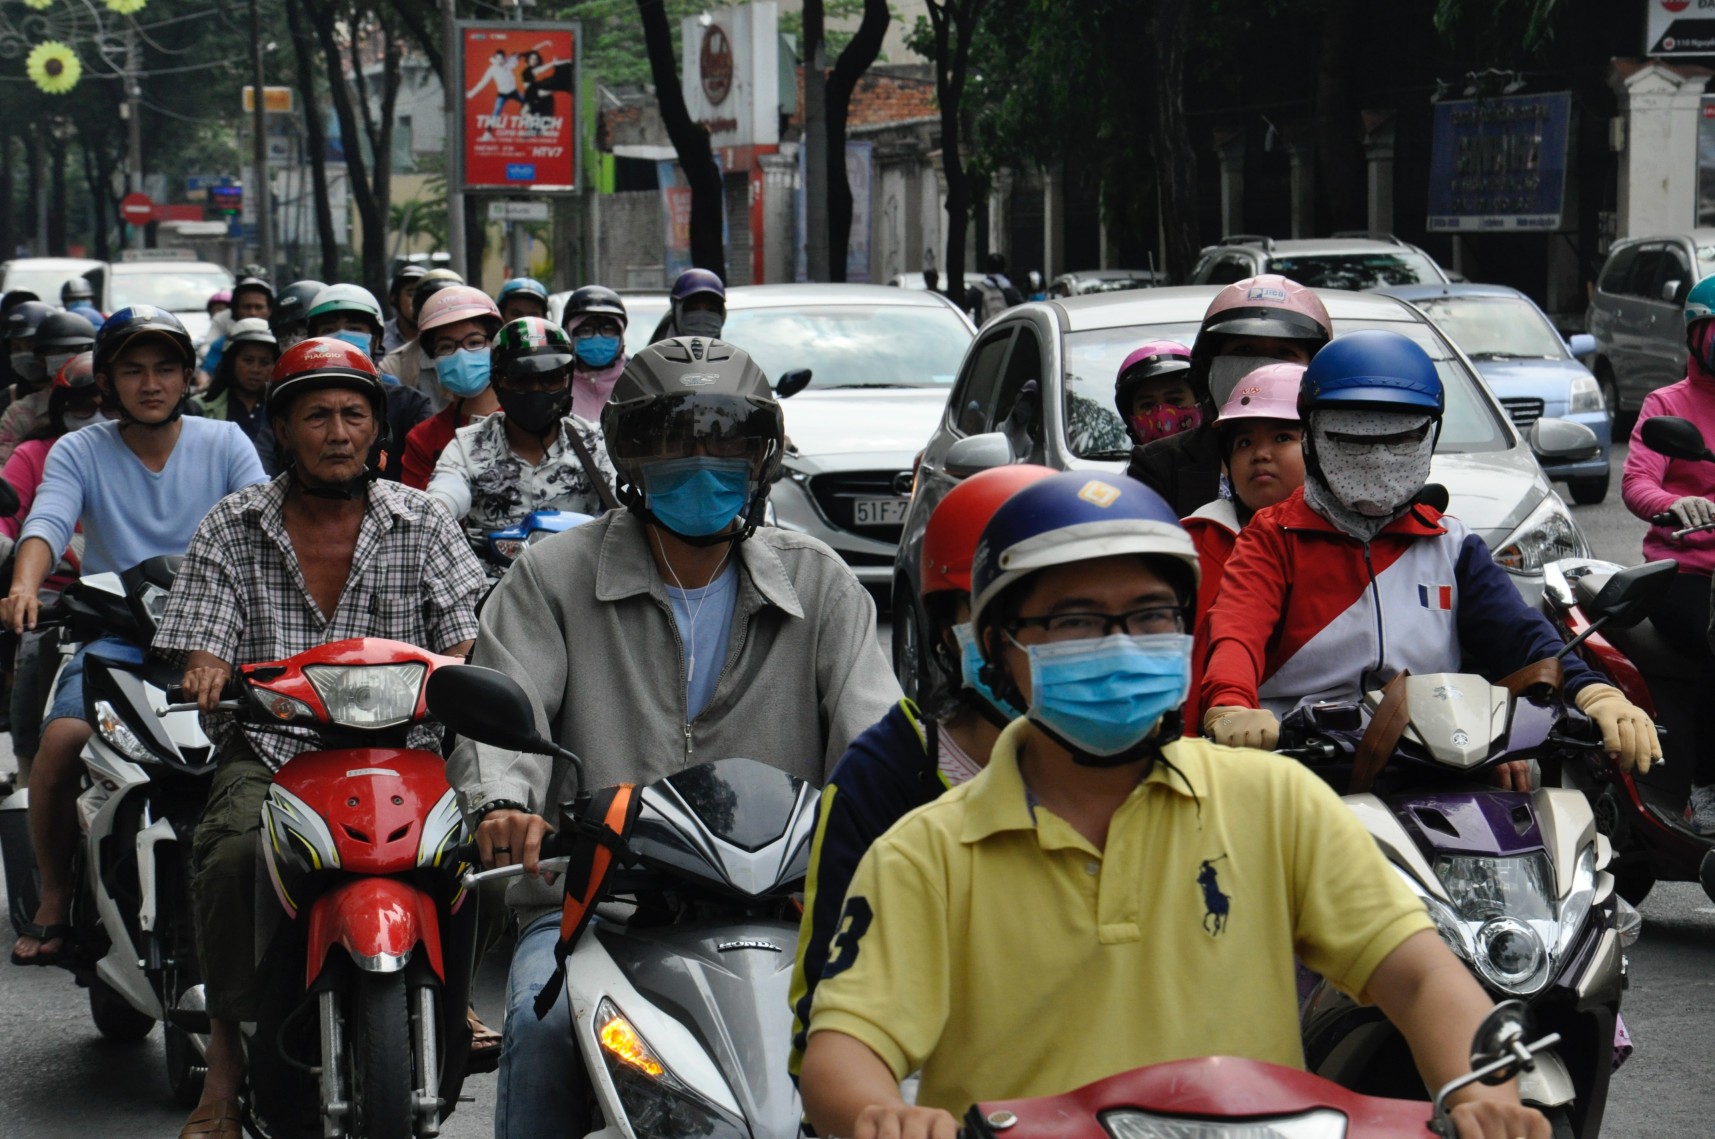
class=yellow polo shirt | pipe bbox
[805,720,1432,1114]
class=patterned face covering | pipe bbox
[1306,409,1434,538]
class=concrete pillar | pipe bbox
[1286,138,1316,240]
[1611,60,1711,240]
[1362,109,1396,235]
[1214,129,1245,236]
[1043,161,1066,278]
[759,149,798,285]
[989,168,1012,259]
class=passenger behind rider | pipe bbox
[446,337,899,1139]
[496,277,550,323]
[650,267,727,342]
[799,470,1554,1139]
[400,286,504,488]
[381,269,466,408]
[788,463,1055,1079]
[2,307,267,968]
[268,279,325,354]
[0,308,97,465]
[1620,271,1715,833]
[428,316,615,532]
[200,277,273,385]
[1127,275,1331,515]
[153,335,487,1139]
[560,285,630,423]
[1114,340,1198,449]
[1200,331,1658,784]
[382,263,427,354]
[198,318,279,450]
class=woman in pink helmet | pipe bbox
[1127,275,1330,515]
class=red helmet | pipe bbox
[920,464,1058,597]
[267,336,388,420]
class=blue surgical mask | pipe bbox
[955,623,1022,721]
[575,335,621,369]
[434,346,491,397]
[1019,632,1192,763]
[640,455,753,537]
[331,328,375,356]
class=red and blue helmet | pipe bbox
[1297,329,1444,420]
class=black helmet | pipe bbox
[60,277,95,304]
[4,301,56,342]
[388,262,429,302]
[494,317,576,377]
[33,310,98,351]
[232,276,275,308]
[93,305,195,378]
[0,290,41,314]
[411,270,464,322]
[602,337,784,543]
[561,285,629,329]
[271,280,327,333]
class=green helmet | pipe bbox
[494,316,576,377]
[1687,273,1715,333]
[306,283,384,335]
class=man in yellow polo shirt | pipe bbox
[799,472,1550,1139]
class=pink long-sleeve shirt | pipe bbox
[1621,370,1715,575]
[0,436,52,542]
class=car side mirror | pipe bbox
[1469,1000,1535,1085]
[1527,418,1600,462]
[1568,333,1596,359]
[1640,415,1715,462]
[1663,279,1686,304]
[776,369,812,398]
[426,665,555,756]
[944,431,1015,478]
[1586,560,1678,629]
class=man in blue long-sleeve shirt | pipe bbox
[2,306,265,966]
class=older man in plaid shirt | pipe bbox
[152,337,486,1139]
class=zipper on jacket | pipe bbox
[1362,542,1385,679]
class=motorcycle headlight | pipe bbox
[1568,375,1604,414]
[1102,1108,1348,1139]
[94,698,159,766]
[303,662,426,729]
[1434,853,1556,994]
[1492,495,1590,574]
[1392,864,1469,960]
[595,999,746,1139]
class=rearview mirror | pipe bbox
[1568,333,1596,359]
[1640,415,1715,462]
[1586,560,1677,629]
[1527,418,1600,462]
[944,432,1015,478]
[776,368,812,398]
[1469,1000,1534,1085]
[1662,279,1685,304]
[426,665,555,755]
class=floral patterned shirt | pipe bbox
[426,411,615,531]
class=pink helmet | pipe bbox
[1193,275,1332,363]
[416,285,502,341]
[1216,361,1305,427]
[1113,339,1193,421]
[207,289,233,312]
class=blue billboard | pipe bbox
[1427,92,1572,233]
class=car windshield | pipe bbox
[1266,252,1441,290]
[1410,296,1567,360]
[2,264,96,300]
[110,268,233,313]
[1061,318,1509,460]
[722,304,972,389]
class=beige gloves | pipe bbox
[1574,683,1661,774]
[1204,706,1282,751]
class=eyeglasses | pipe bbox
[1007,606,1185,643]
[430,333,490,359]
[572,320,623,339]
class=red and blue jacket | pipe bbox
[1201,488,1599,717]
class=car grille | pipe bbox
[1500,397,1545,427]
[808,472,910,543]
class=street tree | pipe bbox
[909,0,987,304]
[636,0,726,278]
[825,0,890,280]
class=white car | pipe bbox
[94,258,233,343]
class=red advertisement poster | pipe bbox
[461,22,579,191]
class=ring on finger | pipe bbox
[492,846,512,855]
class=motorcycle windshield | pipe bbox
[628,757,818,898]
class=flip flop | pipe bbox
[467,1006,503,1075]
[10,921,72,967]
[178,1097,243,1139]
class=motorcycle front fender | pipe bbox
[1518,1047,1575,1108]
[304,877,443,985]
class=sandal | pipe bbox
[10,921,72,967]
[467,1006,503,1074]
[178,1097,243,1139]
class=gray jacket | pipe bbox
[447,509,901,911]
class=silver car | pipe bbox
[1585,230,1715,423]
[1189,234,1450,290]
[889,286,1598,698]
[719,284,975,590]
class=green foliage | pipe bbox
[540,0,707,87]
[1433,0,1563,62]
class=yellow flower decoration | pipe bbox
[26,42,81,95]
[21,0,53,12]
[105,0,147,12]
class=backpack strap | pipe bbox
[531,783,642,1019]
[564,422,621,512]
[1349,671,1411,795]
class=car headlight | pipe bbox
[1569,375,1604,414]
[303,663,426,729]
[1102,1108,1348,1139]
[94,698,159,765]
[595,1000,746,1139]
[1492,494,1589,574]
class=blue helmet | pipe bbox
[969,471,1200,635]
[1297,330,1444,420]
[497,277,550,307]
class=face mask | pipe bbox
[640,455,752,537]
[1020,632,1193,764]
[1311,410,1434,519]
[9,353,44,385]
[575,335,621,369]
[498,386,570,434]
[1129,404,1203,445]
[434,346,492,397]
[43,352,77,380]
[63,408,103,432]
[954,623,1023,721]
[330,329,375,356]
[1206,355,1282,406]
[678,309,724,339]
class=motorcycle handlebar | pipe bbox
[1650,511,1715,540]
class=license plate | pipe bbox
[854,497,908,526]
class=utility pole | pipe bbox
[803,0,829,281]
[125,27,144,250]
[249,0,275,279]
[441,0,468,277]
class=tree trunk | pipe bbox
[927,0,985,306]
[286,0,341,280]
[349,20,402,296]
[826,0,890,281]
[1151,0,1199,281]
[1313,0,1364,232]
[804,0,830,280]
[0,130,14,266]
[307,0,386,295]
[382,0,442,75]
[47,134,68,257]
[638,0,726,279]
[77,135,109,262]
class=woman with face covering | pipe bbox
[400,286,505,489]
[560,285,630,422]
[1201,330,1659,786]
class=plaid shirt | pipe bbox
[152,474,486,770]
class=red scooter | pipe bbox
[165,637,478,1139]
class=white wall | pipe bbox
[1615,62,1711,239]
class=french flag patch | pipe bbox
[1418,584,1453,611]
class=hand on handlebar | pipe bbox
[0,587,39,635]
[476,808,555,878]
[848,1104,960,1139]
[180,664,232,714]
[1204,706,1281,750]
[1445,1096,1552,1139]
[1668,495,1715,530]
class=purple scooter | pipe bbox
[1279,670,1634,1139]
